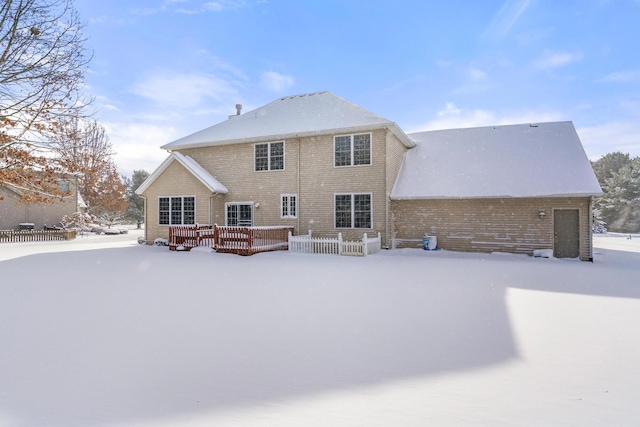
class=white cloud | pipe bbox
[577,121,640,160]
[173,0,247,14]
[469,68,487,80]
[484,0,534,40]
[203,2,225,11]
[408,102,562,133]
[104,122,180,177]
[437,102,462,117]
[130,71,240,109]
[259,71,295,92]
[597,70,640,83]
[533,50,583,70]
[436,59,454,68]
[414,104,640,160]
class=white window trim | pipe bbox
[334,192,373,229]
[281,194,297,219]
[225,201,254,226]
[333,132,372,167]
[158,195,196,226]
[57,179,70,193]
[254,141,285,172]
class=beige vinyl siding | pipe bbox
[142,160,218,241]
[0,187,23,229]
[391,197,593,261]
[297,129,388,243]
[180,129,392,244]
[0,179,78,230]
[384,130,410,245]
[181,140,300,229]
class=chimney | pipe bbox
[229,104,243,119]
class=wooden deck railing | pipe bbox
[168,224,214,251]
[0,229,76,243]
[168,224,294,256]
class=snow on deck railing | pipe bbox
[168,224,294,255]
[288,231,381,257]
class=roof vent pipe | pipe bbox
[236,104,242,115]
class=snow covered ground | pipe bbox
[0,231,639,426]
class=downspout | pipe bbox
[74,176,78,218]
[209,191,219,225]
[140,195,147,242]
[384,129,390,249]
[589,197,594,262]
[297,138,301,234]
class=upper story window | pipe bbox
[58,180,70,193]
[255,141,284,171]
[334,133,371,167]
[159,196,195,225]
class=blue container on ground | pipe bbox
[423,235,430,250]
[423,234,438,250]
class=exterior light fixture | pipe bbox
[538,211,546,220]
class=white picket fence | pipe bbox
[288,231,381,257]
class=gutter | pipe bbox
[162,123,416,151]
[139,194,147,243]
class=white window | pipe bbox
[255,141,284,171]
[335,193,372,228]
[58,180,70,193]
[281,194,297,218]
[226,202,253,226]
[159,196,195,225]
[334,133,371,167]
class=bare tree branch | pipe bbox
[0,0,92,203]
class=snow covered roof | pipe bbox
[161,91,415,150]
[135,152,228,195]
[391,122,603,199]
[77,192,87,209]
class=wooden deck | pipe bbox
[168,224,294,256]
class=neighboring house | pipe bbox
[0,176,82,229]
[137,91,603,260]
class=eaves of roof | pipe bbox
[162,122,415,151]
[135,152,228,196]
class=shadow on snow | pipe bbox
[0,245,516,427]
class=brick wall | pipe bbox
[391,197,593,260]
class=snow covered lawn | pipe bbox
[1,231,639,426]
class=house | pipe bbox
[0,176,82,230]
[392,123,603,260]
[136,91,603,260]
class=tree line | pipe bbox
[1,0,147,226]
[592,152,640,233]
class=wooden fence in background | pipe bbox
[0,229,76,243]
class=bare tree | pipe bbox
[53,118,127,218]
[55,117,113,179]
[0,0,91,203]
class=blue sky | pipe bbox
[74,0,640,176]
